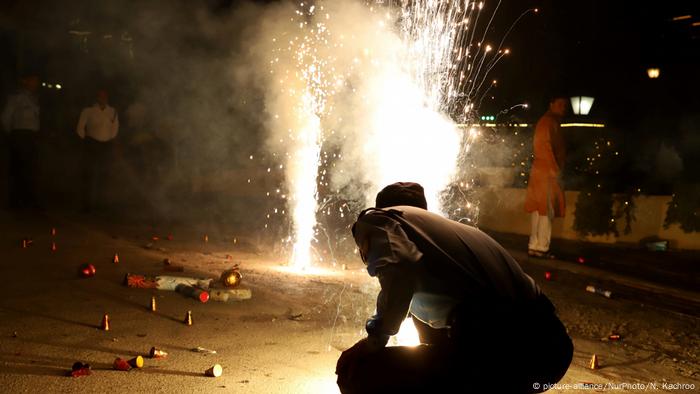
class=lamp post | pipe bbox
[570,96,595,116]
[646,67,660,79]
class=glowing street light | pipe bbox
[647,67,660,79]
[570,96,594,116]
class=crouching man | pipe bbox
[336,182,573,393]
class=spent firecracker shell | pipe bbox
[113,358,131,371]
[113,254,119,264]
[205,364,223,377]
[128,356,144,368]
[577,256,586,264]
[609,334,621,341]
[191,346,217,354]
[167,234,173,240]
[204,234,209,243]
[51,242,57,252]
[150,296,157,312]
[51,227,56,236]
[184,310,193,326]
[585,285,612,298]
[589,354,599,370]
[100,314,110,331]
[149,347,168,358]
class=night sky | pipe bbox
[1,0,699,188]
[487,1,700,130]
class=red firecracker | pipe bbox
[544,271,552,281]
[51,242,57,252]
[577,256,586,264]
[112,358,131,371]
[69,362,91,377]
[80,264,96,278]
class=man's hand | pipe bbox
[335,336,385,378]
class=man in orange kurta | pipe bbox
[525,98,567,257]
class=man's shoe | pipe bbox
[528,249,556,259]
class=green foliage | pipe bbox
[573,189,617,236]
[571,136,635,237]
[664,183,700,233]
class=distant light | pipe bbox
[523,103,529,108]
[55,84,62,90]
[561,123,605,128]
[47,84,53,88]
[647,68,660,79]
[41,82,46,87]
[693,21,700,27]
[672,15,692,21]
[570,96,595,115]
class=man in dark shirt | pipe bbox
[336,182,573,393]
[2,72,41,209]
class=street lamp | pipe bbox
[570,96,594,116]
[647,67,660,79]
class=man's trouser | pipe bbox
[337,293,573,394]
[8,129,38,209]
[82,138,114,211]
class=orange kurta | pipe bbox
[524,111,566,217]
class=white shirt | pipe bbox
[76,104,119,142]
[2,90,40,132]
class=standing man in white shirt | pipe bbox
[76,89,119,211]
[2,72,41,209]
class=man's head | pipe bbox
[375,182,428,210]
[549,97,568,117]
[97,89,109,107]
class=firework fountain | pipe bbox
[263,0,526,271]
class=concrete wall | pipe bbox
[475,187,700,250]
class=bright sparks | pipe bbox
[389,318,421,347]
[264,0,521,269]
